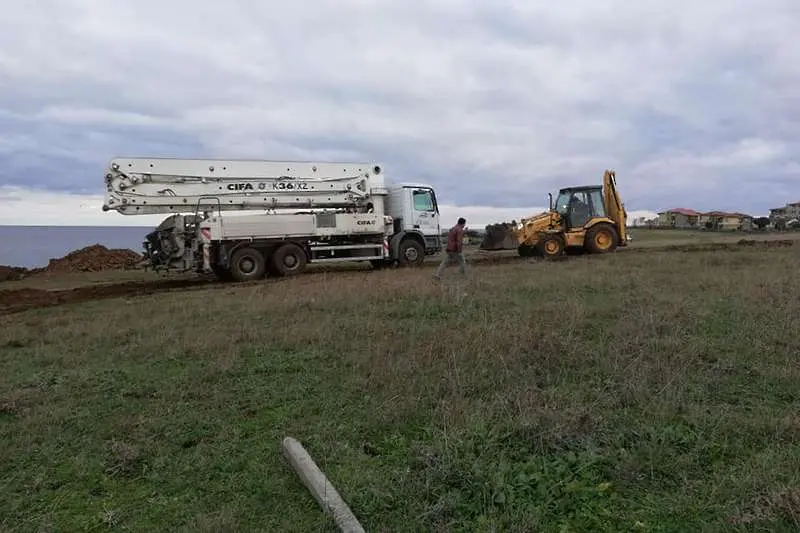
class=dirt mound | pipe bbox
[736,239,795,248]
[37,245,144,275]
[0,266,29,283]
[1,245,146,284]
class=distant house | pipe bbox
[658,208,754,231]
[769,201,800,227]
[700,211,753,231]
[657,208,700,228]
[736,213,754,231]
[770,206,787,220]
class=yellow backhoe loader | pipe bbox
[480,170,628,259]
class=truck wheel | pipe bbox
[537,233,565,260]
[584,223,619,254]
[230,247,266,282]
[397,239,425,267]
[271,243,307,276]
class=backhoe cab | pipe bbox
[480,170,628,260]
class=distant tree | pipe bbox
[754,217,770,230]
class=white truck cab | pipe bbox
[386,183,441,263]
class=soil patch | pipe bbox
[36,244,144,274]
[0,266,29,283]
[1,244,145,283]
[660,239,795,253]
[0,279,214,315]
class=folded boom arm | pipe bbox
[102,158,386,216]
[602,170,627,243]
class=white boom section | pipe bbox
[102,158,388,216]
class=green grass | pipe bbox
[627,228,719,241]
[3,227,796,292]
[624,228,797,247]
[2,243,800,531]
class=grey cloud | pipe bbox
[1,0,799,216]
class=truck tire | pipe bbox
[230,247,266,282]
[584,223,618,254]
[397,238,425,267]
[537,233,565,260]
[271,242,307,276]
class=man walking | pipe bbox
[433,217,467,280]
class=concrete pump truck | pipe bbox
[102,158,443,282]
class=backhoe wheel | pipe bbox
[397,238,425,267]
[271,243,307,276]
[537,234,565,260]
[230,247,266,282]
[518,244,537,257]
[584,223,619,254]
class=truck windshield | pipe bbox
[412,189,437,212]
[554,191,571,215]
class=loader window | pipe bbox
[587,189,606,218]
[412,189,436,212]
[567,191,592,228]
[554,192,572,215]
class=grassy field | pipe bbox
[3,228,797,292]
[624,228,795,247]
[2,231,800,532]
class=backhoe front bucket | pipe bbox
[480,223,519,250]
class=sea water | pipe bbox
[0,226,151,268]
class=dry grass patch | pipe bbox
[1,244,799,532]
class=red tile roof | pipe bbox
[660,208,753,218]
[700,211,752,218]
[660,208,700,216]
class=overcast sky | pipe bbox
[1,0,797,226]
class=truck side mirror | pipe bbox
[548,193,553,211]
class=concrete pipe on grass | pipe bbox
[281,436,365,533]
